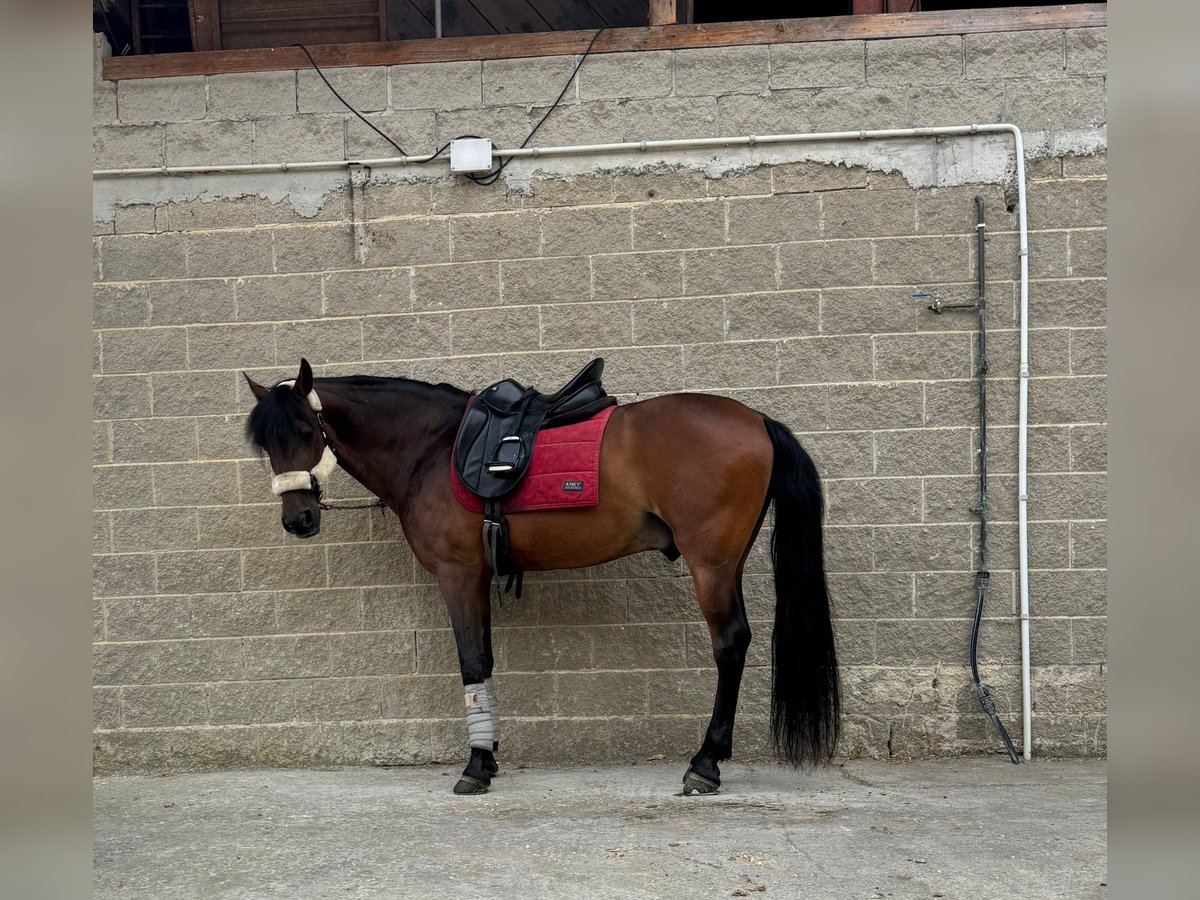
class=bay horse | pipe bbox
[244,359,839,795]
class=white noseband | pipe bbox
[270,383,339,496]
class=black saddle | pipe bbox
[454,358,614,501]
[452,358,616,600]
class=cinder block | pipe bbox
[874,332,972,381]
[94,687,120,729]
[94,81,117,124]
[727,194,820,246]
[778,240,872,290]
[411,261,497,312]
[436,105,531,149]
[344,111,437,160]
[296,676,382,721]
[909,82,1005,128]
[187,229,274,278]
[113,204,158,235]
[430,176,525,217]
[95,374,152,420]
[821,524,873,573]
[868,36,962,85]
[483,56,580,107]
[327,541,415,588]
[100,326,188,375]
[196,504,286,550]
[810,86,909,131]
[93,552,156,598]
[544,207,633,257]
[827,572,914,619]
[725,290,819,341]
[165,197,261,231]
[586,623,686,671]
[359,180,432,222]
[592,251,684,301]
[874,524,972,572]
[361,313,450,360]
[798,431,874,478]
[1071,618,1106,664]
[523,173,615,209]
[1028,471,1107,521]
[206,70,296,119]
[273,223,359,272]
[541,302,632,351]
[165,120,253,167]
[237,274,324,322]
[93,423,111,466]
[500,256,590,305]
[965,30,1065,79]
[208,680,296,725]
[875,427,973,477]
[151,461,241,508]
[94,283,150,329]
[717,90,812,137]
[94,636,246,686]
[778,334,872,384]
[450,211,541,262]
[1066,28,1107,74]
[240,545,328,593]
[1028,375,1106,424]
[1070,520,1107,568]
[122,685,209,727]
[1027,278,1106,329]
[577,51,672,101]
[322,268,412,316]
[253,116,345,163]
[1069,423,1107,472]
[189,593,277,638]
[632,297,723,345]
[186,322,276,370]
[770,41,865,89]
[151,279,235,326]
[363,585,448,631]
[536,97,719,144]
[118,76,206,124]
[873,235,971,285]
[150,370,239,417]
[915,184,1014,236]
[297,67,387,114]
[329,630,416,676]
[773,161,869,194]
[414,628,461,674]
[358,218,449,269]
[273,589,363,634]
[244,635,331,679]
[823,189,916,239]
[706,168,772,198]
[555,671,649,717]
[674,45,769,96]
[827,382,924,430]
[1005,77,1107,131]
[613,169,709,203]
[94,125,165,168]
[451,306,540,354]
[633,200,722,252]
[110,416,196,463]
[274,319,363,366]
[100,233,187,281]
[391,61,482,110]
[682,342,776,390]
[684,246,777,297]
[1029,179,1106,230]
[826,476,922,525]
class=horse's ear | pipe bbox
[244,372,269,401]
[295,359,314,397]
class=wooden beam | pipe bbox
[649,0,676,27]
[186,0,221,52]
[105,4,1107,81]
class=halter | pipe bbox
[269,382,338,498]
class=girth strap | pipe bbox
[482,499,523,602]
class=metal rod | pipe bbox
[435,0,443,39]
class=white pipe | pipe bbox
[91,122,1035,758]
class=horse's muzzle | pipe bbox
[282,508,320,538]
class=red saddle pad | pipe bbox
[450,404,617,514]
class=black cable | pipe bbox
[294,44,409,157]
[468,27,608,186]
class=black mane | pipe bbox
[246,376,471,456]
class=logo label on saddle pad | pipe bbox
[563,480,585,492]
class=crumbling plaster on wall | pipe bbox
[92,125,1106,225]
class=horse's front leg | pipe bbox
[438,566,500,794]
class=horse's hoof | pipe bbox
[453,775,490,795]
[682,768,720,795]
[484,759,499,777]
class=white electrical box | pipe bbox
[449,138,493,173]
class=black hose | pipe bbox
[968,195,1020,765]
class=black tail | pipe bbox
[762,416,840,767]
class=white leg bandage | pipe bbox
[464,681,500,751]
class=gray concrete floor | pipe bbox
[94,759,1106,899]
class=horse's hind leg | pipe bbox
[682,561,752,795]
[438,566,500,794]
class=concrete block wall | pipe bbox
[92,25,1107,773]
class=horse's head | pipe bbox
[244,359,329,538]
